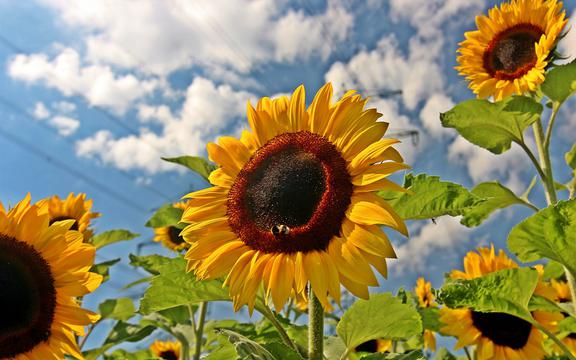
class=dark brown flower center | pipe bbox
[159,350,179,360]
[355,339,380,353]
[168,226,186,246]
[49,216,79,231]
[0,233,57,358]
[483,23,544,80]
[471,311,532,349]
[227,131,352,254]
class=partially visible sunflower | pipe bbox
[354,339,392,354]
[151,340,181,360]
[440,245,562,360]
[414,277,437,351]
[154,202,189,251]
[38,192,100,241]
[457,0,567,100]
[0,195,102,359]
[550,280,576,355]
[181,83,408,312]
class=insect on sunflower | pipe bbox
[440,246,562,360]
[0,195,102,359]
[457,0,567,100]
[181,83,409,312]
[153,202,189,251]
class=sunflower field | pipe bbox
[2,0,576,359]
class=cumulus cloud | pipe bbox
[75,77,254,173]
[52,101,77,114]
[560,10,576,62]
[392,216,473,274]
[50,115,80,136]
[32,102,50,119]
[419,94,454,138]
[8,48,160,114]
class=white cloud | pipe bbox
[560,10,576,62]
[392,216,473,274]
[32,102,50,119]
[419,94,454,138]
[52,101,76,114]
[50,115,80,136]
[8,48,160,114]
[75,77,254,173]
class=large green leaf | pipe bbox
[378,174,483,220]
[566,144,576,170]
[129,254,172,275]
[461,182,525,227]
[90,258,120,282]
[145,203,184,228]
[217,329,299,360]
[162,155,217,181]
[440,96,542,154]
[84,322,156,360]
[139,257,230,314]
[542,260,566,281]
[103,349,156,360]
[91,229,139,249]
[360,351,425,360]
[438,268,538,322]
[337,293,422,351]
[508,200,576,276]
[541,59,576,104]
[99,298,136,321]
[418,307,443,333]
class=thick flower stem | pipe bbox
[308,288,324,360]
[193,302,207,360]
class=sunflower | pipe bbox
[181,83,408,312]
[0,195,102,359]
[154,202,189,251]
[354,338,392,354]
[414,277,437,351]
[150,340,181,360]
[550,280,576,355]
[456,0,567,100]
[440,246,561,360]
[38,192,100,241]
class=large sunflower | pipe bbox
[150,340,181,360]
[181,83,408,312]
[0,195,102,359]
[154,202,189,251]
[457,0,567,100]
[38,192,100,241]
[440,246,561,360]
[415,277,437,352]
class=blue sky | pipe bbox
[1,0,576,352]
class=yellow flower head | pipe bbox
[153,202,189,251]
[551,279,572,303]
[440,245,561,360]
[354,338,392,354]
[151,340,181,360]
[181,83,408,312]
[457,0,567,100]
[0,195,102,359]
[415,277,435,308]
[37,192,100,241]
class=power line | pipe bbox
[0,124,150,214]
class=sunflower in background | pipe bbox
[154,202,189,251]
[181,83,408,312]
[440,245,562,360]
[38,192,100,241]
[151,340,181,360]
[0,195,102,359]
[354,338,392,355]
[550,279,576,355]
[414,277,437,351]
[456,0,567,100]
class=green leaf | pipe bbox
[91,229,139,249]
[139,257,230,314]
[90,258,120,282]
[542,261,566,281]
[103,349,156,360]
[558,317,576,338]
[566,144,576,170]
[337,293,422,351]
[360,350,425,360]
[378,174,483,220]
[217,328,278,360]
[85,322,156,360]
[99,298,136,321]
[145,203,184,228]
[129,254,173,275]
[434,348,457,360]
[162,155,217,181]
[440,96,543,154]
[507,200,576,277]
[418,307,443,333]
[528,295,565,314]
[541,59,576,104]
[324,336,347,360]
[461,182,526,227]
[438,268,538,322]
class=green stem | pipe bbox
[79,321,98,350]
[463,347,473,360]
[532,121,557,204]
[533,322,576,360]
[518,141,547,187]
[193,302,208,360]
[260,304,300,353]
[308,287,324,360]
[340,348,351,360]
[543,102,560,151]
